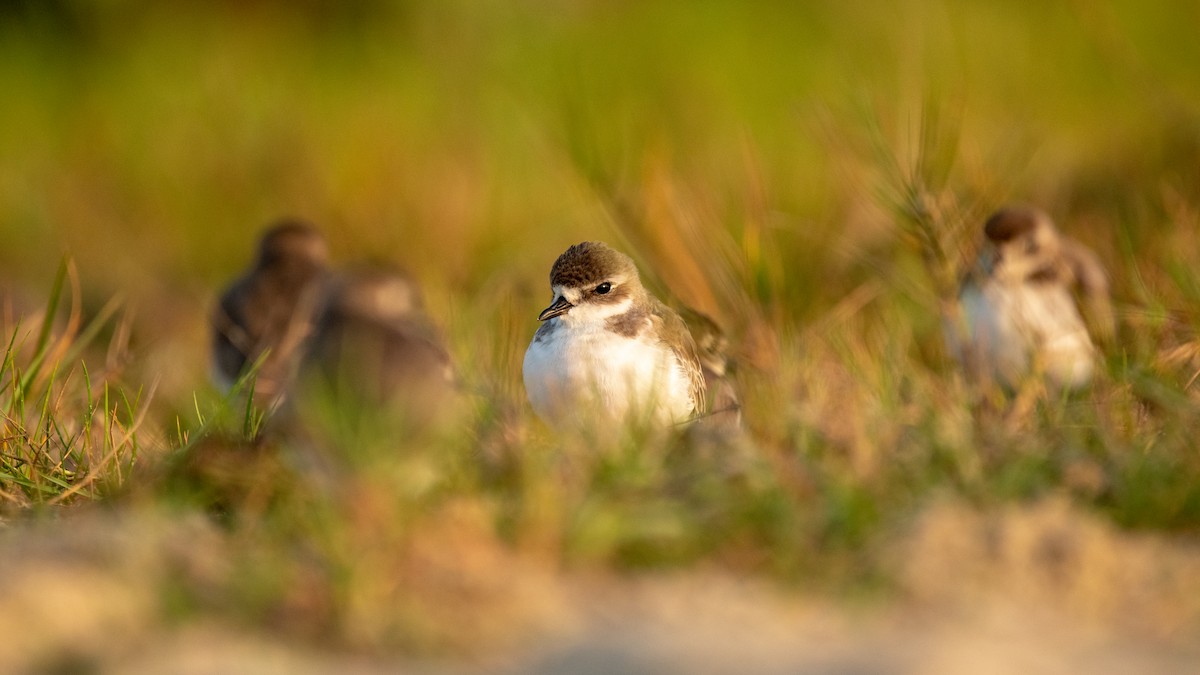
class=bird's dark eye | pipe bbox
[594,282,612,295]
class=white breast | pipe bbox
[953,279,1095,388]
[523,320,695,429]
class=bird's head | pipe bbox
[981,206,1064,282]
[538,241,644,324]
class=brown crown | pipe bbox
[256,219,329,268]
[983,206,1045,243]
[548,241,638,288]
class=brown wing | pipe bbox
[212,269,326,401]
[677,305,743,426]
[649,298,706,416]
[212,276,255,384]
[1060,238,1115,343]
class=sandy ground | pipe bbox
[2,499,1198,674]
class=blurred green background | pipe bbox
[4,0,1198,303]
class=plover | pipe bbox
[301,266,457,418]
[950,205,1110,389]
[211,219,330,405]
[522,241,706,429]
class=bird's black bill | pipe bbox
[538,296,573,321]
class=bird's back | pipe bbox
[300,271,458,425]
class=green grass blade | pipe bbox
[18,257,69,397]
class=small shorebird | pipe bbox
[301,266,457,418]
[950,205,1112,389]
[522,241,706,430]
[211,220,330,405]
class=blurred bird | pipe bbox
[211,219,330,405]
[300,266,458,422]
[523,241,705,429]
[949,205,1113,389]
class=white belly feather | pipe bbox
[523,320,694,429]
[954,280,1095,388]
